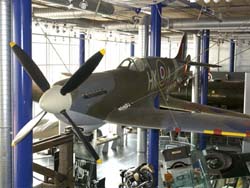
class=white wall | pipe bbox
[32,25,131,85]
[32,23,250,86]
[164,35,250,73]
[235,40,250,72]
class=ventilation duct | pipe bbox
[34,0,114,15]
[137,15,149,157]
[103,0,165,8]
[104,24,138,32]
[34,17,110,29]
[0,0,12,187]
[34,8,99,20]
[138,15,149,57]
[168,18,250,31]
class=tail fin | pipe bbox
[175,33,187,61]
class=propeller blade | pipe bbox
[61,110,102,164]
[10,42,50,92]
[12,111,47,146]
[60,49,105,95]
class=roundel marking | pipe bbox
[159,65,166,80]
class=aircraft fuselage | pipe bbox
[54,57,187,126]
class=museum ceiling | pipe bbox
[32,0,250,36]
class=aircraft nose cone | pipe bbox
[39,85,72,114]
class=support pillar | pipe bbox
[79,33,85,65]
[242,73,250,153]
[229,39,235,72]
[138,16,149,57]
[148,3,161,187]
[191,34,200,150]
[137,16,149,163]
[0,0,12,187]
[199,30,210,150]
[13,0,33,187]
[130,42,135,56]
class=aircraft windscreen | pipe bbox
[119,58,137,71]
[118,58,145,72]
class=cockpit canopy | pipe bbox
[118,58,146,72]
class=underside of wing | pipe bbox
[106,107,250,137]
[33,118,59,139]
[160,96,250,119]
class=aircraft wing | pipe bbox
[106,107,250,137]
[33,119,59,139]
[160,96,250,119]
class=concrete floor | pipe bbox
[97,133,147,187]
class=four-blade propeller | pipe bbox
[10,42,105,163]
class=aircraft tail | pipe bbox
[184,55,220,68]
[182,55,220,77]
[175,33,187,61]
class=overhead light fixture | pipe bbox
[79,0,88,10]
[190,0,197,2]
[204,0,211,3]
[213,0,220,3]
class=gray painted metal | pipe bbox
[34,0,114,15]
[168,18,250,31]
[244,73,250,115]
[34,8,96,19]
[137,16,149,155]
[138,21,149,57]
[104,18,250,32]
[242,73,250,153]
[104,24,138,32]
[191,34,200,103]
[191,34,200,150]
[0,0,12,187]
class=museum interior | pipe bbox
[1,0,250,187]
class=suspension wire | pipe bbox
[121,33,250,131]
[36,19,71,73]
[34,4,250,128]
[217,45,250,65]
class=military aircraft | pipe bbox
[10,35,250,162]
[169,80,244,111]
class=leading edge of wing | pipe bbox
[106,107,250,137]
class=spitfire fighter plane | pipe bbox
[10,35,250,162]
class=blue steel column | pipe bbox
[13,0,33,188]
[200,30,210,150]
[130,42,135,56]
[79,33,85,65]
[148,3,161,187]
[229,39,235,72]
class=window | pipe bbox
[118,58,148,72]
[119,58,138,71]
